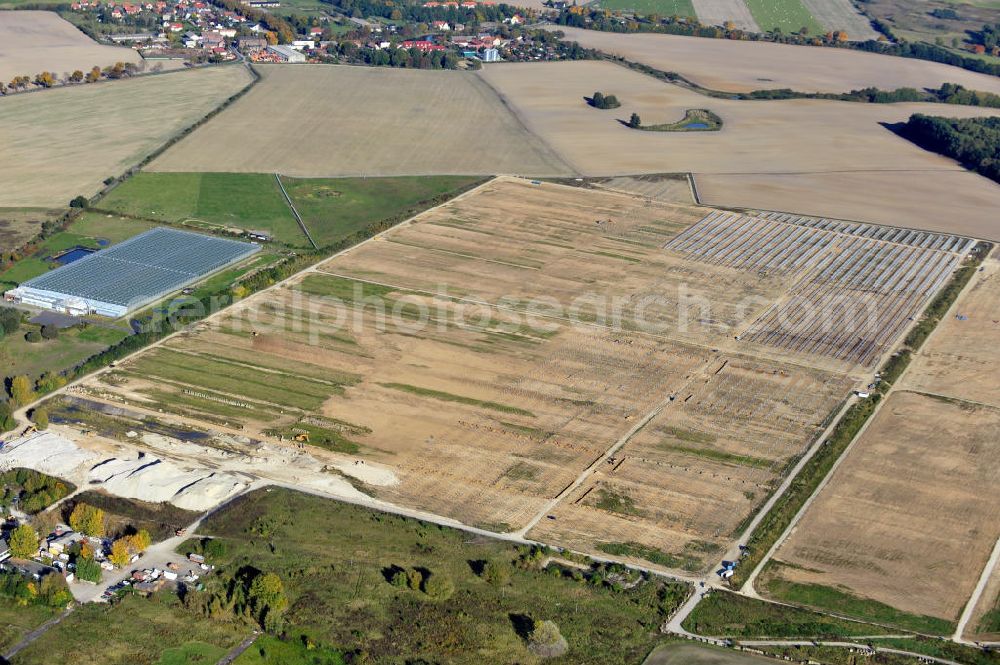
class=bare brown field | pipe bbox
[73,178,869,574]
[590,174,695,204]
[692,0,760,32]
[0,208,63,251]
[0,11,142,84]
[765,390,1000,622]
[478,60,1000,236]
[528,354,851,570]
[902,256,1000,407]
[696,171,1000,241]
[545,26,1000,95]
[149,64,572,177]
[0,65,252,208]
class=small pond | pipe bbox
[53,246,96,265]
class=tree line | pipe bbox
[1,62,141,95]
[899,114,1000,184]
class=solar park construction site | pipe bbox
[51,177,981,578]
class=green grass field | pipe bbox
[99,172,306,246]
[745,0,823,35]
[0,321,129,380]
[595,0,694,16]
[234,634,345,665]
[192,486,690,664]
[0,603,58,653]
[12,593,248,665]
[125,347,354,411]
[281,175,481,248]
[760,569,955,635]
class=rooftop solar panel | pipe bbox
[22,227,260,312]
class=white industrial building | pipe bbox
[267,44,306,62]
[4,228,259,318]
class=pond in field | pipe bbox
[53,246,96,265]
[685,122,710,129]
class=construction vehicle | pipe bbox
[20,425,37,437]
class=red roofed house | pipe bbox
[431,20,450,30]
[400,40,446,51]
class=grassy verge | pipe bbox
[760,573,954,635]
[731,393,881,587]
[379,382,535,417]
[682,590,896,638]
[879,637,1000,665]
[597,542,705,573]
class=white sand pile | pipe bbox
[88,455,248,512]
[330,460,399,487]
[0,432,97,479]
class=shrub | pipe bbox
[527,619,568,658]
[422,572,454,600]
[69,195,89,208]
[480,559,510,587]
[24,330,41,343]
[30,408,48,430]
[40,325,58,340]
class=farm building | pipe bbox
[3,228,259,318]
[266,44,306,62]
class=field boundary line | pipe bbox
[274,173,318,250]
[475,68,582,177]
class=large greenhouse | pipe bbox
[3,228,260,318]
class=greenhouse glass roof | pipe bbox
[21,227,260,310]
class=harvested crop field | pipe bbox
[0,207,63,251]
[149,65,572,177]
[0,65,253,208]
[0,11,142,84]
[479,59,1000,236]
[692,0,760,32]
[902,255,1000,407]
[800,0,879,41]
[544,27,1000,95]
[762,390,1000,627]
[73,177,879,573]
